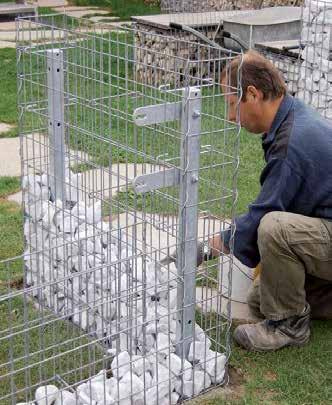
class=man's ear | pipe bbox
[246,85,262,102]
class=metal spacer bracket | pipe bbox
[132,168,180,194]
[133,101,182,126]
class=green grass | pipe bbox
[0,48,17,136]
[194,312,332,405]
[68,0,161,20]
[230,320,332,404]
[0,177,20,199]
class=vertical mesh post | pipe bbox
[47,49,66,202]
[176,87,202,359]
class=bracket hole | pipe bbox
[135,113,146,122]
[57,123,61,127]
[56,68,60,72]
[188,320,192,325]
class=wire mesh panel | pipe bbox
[0,14,241,404]
[298,0,332,118]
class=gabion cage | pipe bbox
[0,14,242,404]
[298,0,332,119]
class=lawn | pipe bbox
[68,0,161,20]
[0,12,331,404]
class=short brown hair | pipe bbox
[221,50,287,101]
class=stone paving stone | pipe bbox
[35,0,68,6]
[0,40,15,48]
[7,191,21,205]
[0,21,17,32]
[88,16,120,23]
[53,6,100,11]
[64,9,110,18]
[0,123,15,133]
[196,286,257,322]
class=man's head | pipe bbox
[221,50,287,134]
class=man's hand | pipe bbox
[209,234,230,258]
[160,234,229,267]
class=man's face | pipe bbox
[222,82,264,134]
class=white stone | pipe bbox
[182,370,208,398]
[106,377,118,399]
[132,355,147,376]
[188,341,211,363]
[172,392,180,404]
[121,372,144,400]
[167,353,181,377]
[91,381,115,404]
[111,351,131,379]
[54,390,76,405]
[35,385,59,405]
[151,363,174,398]
[156,333,171,355]
[200,351,227,384]
[143,371,153,388]
[86,200,102,224]
[116,379,142,405]
[72,308,95,330]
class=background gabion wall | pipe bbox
[159,0,303,13]
[298,0,332,119]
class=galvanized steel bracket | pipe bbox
[132,100,182,193]
[133,101,181,126]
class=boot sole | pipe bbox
[233,329,311,352]
[239,334,310,352]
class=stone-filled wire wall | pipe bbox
[298,0,332,118]
[159,0,303,13]
[134,26,226,87]
[23,162,227,404]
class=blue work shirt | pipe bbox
[222,93,332,268]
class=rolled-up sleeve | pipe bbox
[221,158,303,268]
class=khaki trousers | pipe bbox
[247,212,332,321]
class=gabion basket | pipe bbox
[0,14,242,405]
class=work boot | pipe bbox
[233,304,311,352]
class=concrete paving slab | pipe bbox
[7,190,21,204]
[0,2,36,16]
[0,40,15,48]
[0,21,17,32]
[0,29,66,42]
[0,123,15,133]
[88,16,120,23]
[0,138,22,176]
[36,0,68,6]
[53,6,100,11]
[196,286,257,322]
[3,25,111,43]
[0,134,90,177]
[64,9,110,19]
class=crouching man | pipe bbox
[207,51,332,352]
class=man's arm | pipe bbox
[209,157,303,268]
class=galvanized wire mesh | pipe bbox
[298,0,332,119]
[0,14,241,404]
